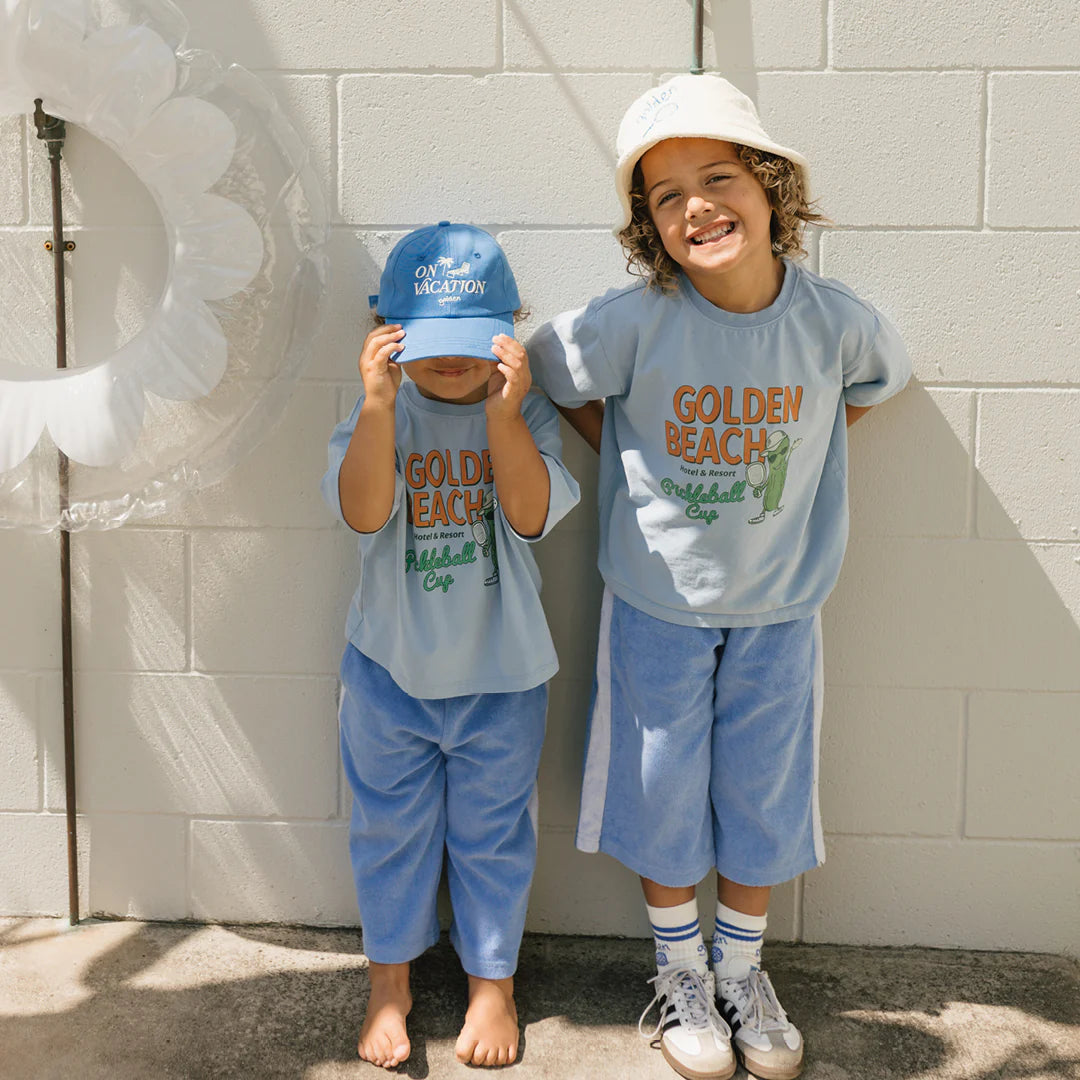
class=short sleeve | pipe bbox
[527,289,638,406]
[320,393,404,534]
[843,309,912,407]
[499,392,581,543]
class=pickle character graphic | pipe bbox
[747,430,802,524]
[470,489,500,586]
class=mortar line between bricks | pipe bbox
[325,66,827,76]
[818,682,1080,694]
[20,116,29,226]
[822,832,1080,845]
[184,815,195,916]
[33,674,45,812]
[849,535,1080,543]
[328,75,340,223]
[495,0,504,71]
[187,815,350,826]
[241,64,1080,76]
[793,873,805,941]
[824,0,833,70]
[66,670,341,680]
[977,71,989,226]
[972,392,984,538]
[827,224,1080,232]
[920,383,1080,392]
[332,223,626,233]
[957,693,970,839]
[966,390,978,536]
[820,65,1080,74]
[185,533,194,673]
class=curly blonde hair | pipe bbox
[618,143,827,293]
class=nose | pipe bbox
[685,194,712,219]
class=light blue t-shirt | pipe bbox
[527,258,911,628]
[321,380,580,698]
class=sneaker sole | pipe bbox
[735,1045,803,1080]
[659,1044,737,1080]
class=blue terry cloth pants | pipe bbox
[576,590,824,889]
[338,644,547,979]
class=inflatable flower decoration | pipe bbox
[0,0,327,529]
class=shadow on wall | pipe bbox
[1,921,1078,1080]
[705,0,759,101]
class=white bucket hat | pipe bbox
[614,74,810,232]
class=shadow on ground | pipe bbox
[0,920,1078,1080]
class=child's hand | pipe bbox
[485,335,532,422]
[358,324,405,409]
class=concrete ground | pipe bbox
[0,919,1078,1080]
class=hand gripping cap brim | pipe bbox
[613,74,810,233]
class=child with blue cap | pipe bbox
[528,75,911,1080]
[322,222,579,1069]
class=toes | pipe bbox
[378,1033,396,1066]
[455,1034,477,1064]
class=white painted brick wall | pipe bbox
[1,0,1077,956]
[987,75,1080,228]
[0,117,24,225]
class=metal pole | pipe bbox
[33,99,79,926]
[691,0,705,74]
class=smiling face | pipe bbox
[639,137,780,306]
[407,355,494,404]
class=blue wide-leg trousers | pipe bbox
[338,644,547,979]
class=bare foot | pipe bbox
[455,974,520,1067]
[358,961,412,1069]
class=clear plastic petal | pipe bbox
[126,97,236,197]
[74,24,177,144]
[171,194,264,301]
[0,372,48,471]
[133,288,229,401]
[45,358,146,467]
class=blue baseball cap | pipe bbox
[371,222,520,364]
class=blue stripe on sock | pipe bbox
[653,928,701,942]
[714,929,762,943]
[650,919,700,936]
[714,920,763,942]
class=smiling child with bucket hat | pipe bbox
[528,72,911,1080]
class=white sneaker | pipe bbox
[639,966,736,1080]
[715,966,804,1080]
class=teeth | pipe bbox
[691,222,735,244]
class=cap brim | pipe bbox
[393,314,514,364]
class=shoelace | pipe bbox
[639,967,731,1041]
[720,966,790,1035]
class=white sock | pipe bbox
[647,899,708,976]
[712,901,767,980]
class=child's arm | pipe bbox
[845,403,872,427]
[486,335,551,538]
[556,400,605,453]
[338,324,405,533]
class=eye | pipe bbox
[707,173,735,184]
[655,190,680,207]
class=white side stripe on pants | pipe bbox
[810,612,825,864]
[576,587,614,852]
